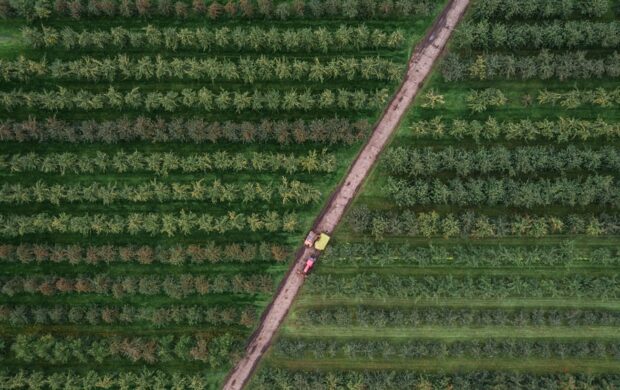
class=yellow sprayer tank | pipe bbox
[314,233,330,251]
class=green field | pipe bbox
[0,0,447,388]
[253,0,620,388]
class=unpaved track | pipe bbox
[222,1,470,388]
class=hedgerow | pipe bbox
[0,369,213,389]
[537,87,620,108]
[22,25,404,52]
[409,117,620,141]
[0,242,289,264]
[0,87,389,112]
[0,55,403,83]
[0,178,321,206]
[322,241,620,267]
[454,21,620,50]
[0,210,300,237]
[295,306,620,327]
[0,117,371,144]
[347,207,620,238]
[307,272,620,299]
[386,176,619,208]
[441,51,620,81]
[470,0,609,20]
[0,304,257,327]
[383,145,620,177]
[460,87,620,112]
[0,0,436,21]
[0,149,336,176]
[0,273,275,297]
[5,333,237,366]
[254,369,620,389]
[275,337,620,360]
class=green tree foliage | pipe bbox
[321,241,620,267]
[0,178,321,206]
[22,25,405,52]
[441,51,620,81]
[307,271,620,299]
[0,304,257,327]
[0,55,403,83]
[382,145,620,177]
[386,175,619,208]
[275,337,620,360]
[6,333,238,366]
[0,273,275,297]
[465,88,507,113]
[295,306,620,327]
[384,145,620,177]
[537,87,620,109]
[408,117,620,142]
[0,210,300,237]
[0,241,289,265]
[0,369,212,389]
[347,207,620,238]
[0,0,436,20]
[471,0,610,20]
[0,149,336,176]
[0,86,388,113]
[454,21,620,50]
[0,117,371,144]
[253,369,620,390]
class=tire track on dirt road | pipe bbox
[222,1,470,388]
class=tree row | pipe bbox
[348,207,620,238]
[0,178,321,206]
[1,55,402,83]
[454,21,620,50]
[23,25,404,52]
[295,306,620,328]
[322,241,619,267]
[254,369,619,390]
[537,87,620,109]
[0,303,257,327]
[471,0,609,20]
[275,337,620,360]
[2,0,435,21]
[307,272,620,299]
[441,51,620,82]
[460,87,620,112]
[387,175,619,208]
[0,86,389,113]
[384,145,620,177]
[0,210,300,237]
[1,149,336,176]
[409,116,620,142]
[0,369,214,390]
[0,241,289,265]
[0,117,371,145]
[0,273,275,297]
[6,333,236,367]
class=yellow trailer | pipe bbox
[313,233,330,251]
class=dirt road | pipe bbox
[222,1,470,388]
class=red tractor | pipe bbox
[302,256,316,276]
